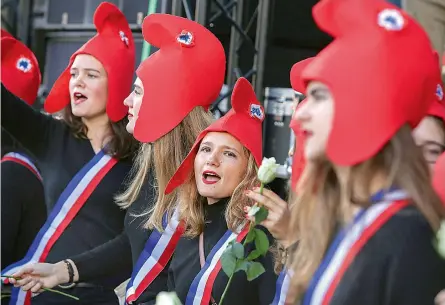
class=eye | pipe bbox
[70,71,78,78]
[223,151,237,158]
[88,73,98,79]
[199,146,211,153]
[134,88,142,96]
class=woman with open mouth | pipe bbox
[158,77,278,305]
[2,2,138,304]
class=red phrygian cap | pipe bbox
[134,14,226,143]
[1,29,41,105]
[164,78,264,195]
[301,0,438,166]
[289,57,314,190]
[44,2,135,122]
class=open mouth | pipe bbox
[202,170,221,185]
[73,92,87,105]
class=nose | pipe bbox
[72,73,86,88]
[123,93,133,108]
[206,151,220,167]
[294,100,311,124]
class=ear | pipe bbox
[94,2,131,37]
[231,77,259,113]
[142,14,181,50]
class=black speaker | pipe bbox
[262,87,296,179]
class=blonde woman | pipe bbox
[158,78,278,305]
[288,0,445,304]
[10,13,226,305]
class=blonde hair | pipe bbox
[115,107,214,230]
[178,149,259,238]
[287,125,445,300]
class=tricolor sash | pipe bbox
[185,224,249,305]
[272,269,293,305]
[2,150,117,305]
[303,189,409,305]
[125,209,185,304]
[2,152,42,181]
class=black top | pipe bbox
[305,205,445,305]
[1,144,46,269]
[162,198,278,305]
[1,84,133,288]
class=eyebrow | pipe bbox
[201,141,241,154]
[308,87,329,96]
[70,67,101,73]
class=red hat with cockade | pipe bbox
[164,77,264,194]
[1,31,41,105]
[301,0,438,166]
[133,13,226,143]
[44,2,135,122]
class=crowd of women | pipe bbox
[1,0,445,304]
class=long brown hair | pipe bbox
[178,149,259,238]
[287,125,445,300]
[61,105,139,160]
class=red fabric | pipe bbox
[433,152,445,205]
[1,36,41,105]
[164,78,263,194]
[290,58,314,94]
[301,0,438,166]
[1,29,13,39]
[289,102,307,191]
[427,52,445,121]
[133,14,226,143]
[44,2,135,122]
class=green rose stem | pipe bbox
[1,275,79,301]
[219,221,254,305]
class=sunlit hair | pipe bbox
[115,107,214,230]
[178,147,259,238]
[287,125,445,300]
[61,105,139,160]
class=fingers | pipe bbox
[22,278,40,292]
[435,290,445,305]
[245,191,278,212]
[30,281,44,293]
[13,265,35,278]
[253,187,288,208]
[13,276,33,288]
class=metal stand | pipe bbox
[171,0,271,115]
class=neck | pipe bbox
[82,114,112,153]
[207,197,218,205]
[334,165,389,203]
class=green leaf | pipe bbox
[246,249,262,261]
[254,229,270,256]
[254,207,269,224]
[232,242,245,259]
[220,248,237,276]
[245,228,256,244]
[246,261,266,281]
[235,260,250,272]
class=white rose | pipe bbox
[257,157,279,184]
[437,221,445,259]
[247,203,261,218]
[155,292,182,305]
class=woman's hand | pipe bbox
[245,187,293,248]
[9,260,78,292]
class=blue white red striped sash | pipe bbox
[2,150,117,305]
[303,189,409,305]
[272,268,292,305]
[2,152,42,181]
[185,223,250,305]
[125,208,185,304]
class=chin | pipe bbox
[125,122,134,135]
[304,147,326,162]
